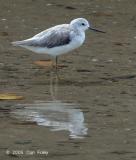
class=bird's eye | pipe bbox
[82,23,85,26]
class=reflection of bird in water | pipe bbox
[12,18,105,70]
[12,72,88,139]
[14,101,88,139]
[50,71,59,100]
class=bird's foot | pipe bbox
[52,64,68,69]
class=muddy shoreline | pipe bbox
[0,0,136,160]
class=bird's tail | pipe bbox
[11,40,25,46]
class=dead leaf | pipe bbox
[113,42,130,46]
[0,93,24,100]
[65,6,76,10]
[0,31,9,36]
[34,60,68,68]
[34,60,53,67]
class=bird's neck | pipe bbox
[76,28,86,38]
[71,25,85,34]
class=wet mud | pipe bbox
[0,0,136,160]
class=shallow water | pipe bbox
[11,74,88,139]
[0,0,136,160]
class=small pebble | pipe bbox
[1,18,7,21]
[92,58,98,62]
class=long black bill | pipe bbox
[89,27,106,33]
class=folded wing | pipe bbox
[12,25,72,49]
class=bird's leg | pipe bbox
[55,56,58,70]
[55,56,59,78]
[55,57,64,80]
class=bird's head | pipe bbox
[70,18,105,33]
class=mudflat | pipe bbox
[0,0,136,160]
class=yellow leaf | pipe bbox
[0,93,24,100]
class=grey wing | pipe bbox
[33,28,71,48]
[13,27,72,49]
[35,30,71,48]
